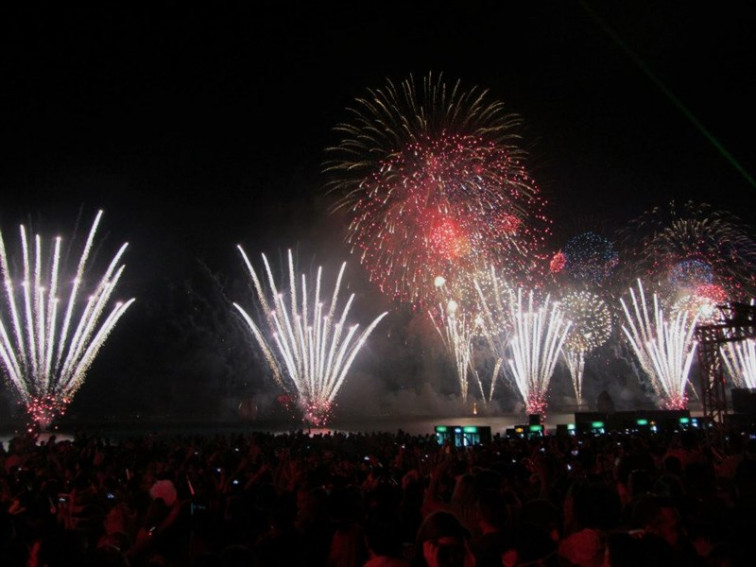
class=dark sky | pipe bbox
[1,1,754,418]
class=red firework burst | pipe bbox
[696,283,728,304]
[347,134,548,305]
[429,216,469,260]
[550,251,567,273]
[326,74,550,307]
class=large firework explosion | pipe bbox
[721,339,756,389]
[507,289,570,416]
[0,211,134,430]
[234,248,387,426]
[323,72,550,307]
[618,201,756,300]
[620,280,698,410]
[559,290,612,407]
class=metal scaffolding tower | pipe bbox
[694,303,756,423]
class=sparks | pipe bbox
[507,289,570,416]
[620,279,698,410]
[721,339,756,389]
[619,201,756,299]
[233,248,387,426]
[0,211,135,431]
[429,298,483,405]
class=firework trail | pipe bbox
[507,289,570,416]
[618,201,756,299]
[620,279,698,410]
[324,72,550,307]
[234,248,387,426]
[0,211,134,429]
[722,339,756,389]
[428,298,482,405]
[560,290,612,407]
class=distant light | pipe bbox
[434,276,446,288]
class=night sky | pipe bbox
[1,1,755,420]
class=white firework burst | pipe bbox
[560,290,612,406]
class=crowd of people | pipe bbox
[0,420,754,566]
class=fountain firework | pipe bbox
[473,267,516,399]
[429,297,484,405]
[620,280,698,409]
[507,289,570,416]
[0,211,134,430]
[234,248,387,426]
[722,339,756,389]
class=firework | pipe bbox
[0,211,134,430]
[560,291,612,406]
[669,259,713,288]
[234,248,387,426]
[620,280,698,410]
[473,266,518,397]
[324,72,550,307]
[507,289,570,416]
[671,283,728,323]
[618,201,756,299]
[555,232,618,284]
[721,339,756,389]
[429,299,482,404]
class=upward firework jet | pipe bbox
[620,280,698,409]
[560,291,612,407]
[721,339,756,389]
[234,249,387,426]
[474,267,516,398]
[0,211,135,430]
[429,298,483,405]
[324,72,550,307]
[507,289,570,416]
